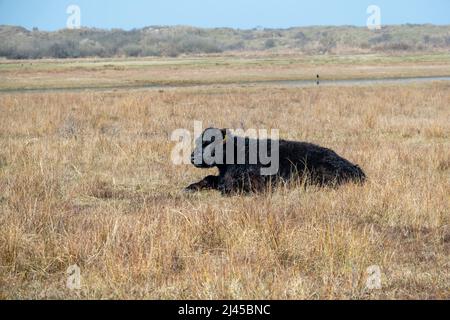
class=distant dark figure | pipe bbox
[316,74,320,85]
[185,128,366,195]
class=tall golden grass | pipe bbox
[0,84,449,299]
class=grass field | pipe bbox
[1,53,450,91]
[0,54,449,299]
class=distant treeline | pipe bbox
[0,24,449,59]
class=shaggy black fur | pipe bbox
[185,128,366,194]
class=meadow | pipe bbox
[1,53,450,91]
[0,54,449,299]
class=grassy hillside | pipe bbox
[0,24,449,59]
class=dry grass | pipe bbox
[0,79,449,299]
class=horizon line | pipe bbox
[2,22,450,33]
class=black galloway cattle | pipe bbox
[185,128,365,194]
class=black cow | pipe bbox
[185,128,365,194]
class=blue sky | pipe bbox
[0,0,449,30]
